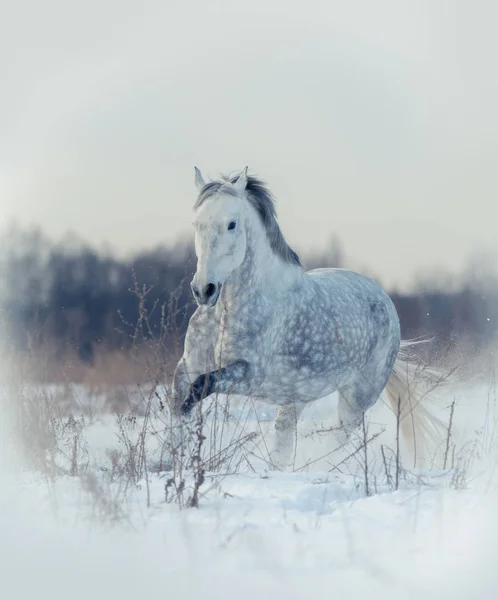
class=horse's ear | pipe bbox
[233,166,248,193]
[194,166,206,190]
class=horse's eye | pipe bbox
[228,221,236,231]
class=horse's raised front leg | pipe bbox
[171,359,194,417]
[270,402,306,471]
[180,359,252,416]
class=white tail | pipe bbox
[385,340,452,468]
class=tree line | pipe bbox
[0,225,496,373]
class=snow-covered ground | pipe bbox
[1,379,498,599]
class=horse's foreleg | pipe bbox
[181,359,252,415]
[270,402,306,471]
[171,359,193,417]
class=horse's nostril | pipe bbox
[204,283,216,298]
[191,284,200,298]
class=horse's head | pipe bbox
[190,167,249,307]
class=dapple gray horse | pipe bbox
[172,167,443,468]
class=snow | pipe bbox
[1,380,498,599]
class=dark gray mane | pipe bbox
[195,173,301,267]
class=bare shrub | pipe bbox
[90,280,264,509]
[80,470,132,525]
[1,346,90,478]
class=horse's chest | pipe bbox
[214,307,272,361]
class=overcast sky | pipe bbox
[1,0,497,289]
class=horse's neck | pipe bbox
[217,224,302,318]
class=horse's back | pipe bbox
[307,267,387,296]
[307,268,397,318]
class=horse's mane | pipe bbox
[195,172,301,267]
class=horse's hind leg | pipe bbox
[336,378,384,447]
[270,402,306,470]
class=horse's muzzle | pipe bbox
[191,281,221,307]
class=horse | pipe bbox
[171,167,445,469]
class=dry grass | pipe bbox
[3,284,498,518]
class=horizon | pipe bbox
[2,216,494,295]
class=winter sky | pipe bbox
[1,0,497,289]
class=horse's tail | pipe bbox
[385,339,452,468]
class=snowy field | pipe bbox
[2,378,498,600]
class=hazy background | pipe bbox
[1,0,497,381]
[1,0,497,290]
